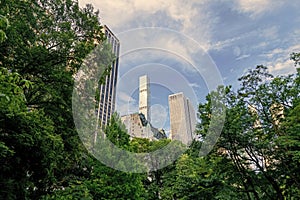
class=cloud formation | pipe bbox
[79,0,300,88]
[233,0,283,17]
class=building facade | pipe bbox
[121,113,166,140]
[169,92,196,145]
[97,25,120,126]
[121,75,166,140]
[139,75,150,121]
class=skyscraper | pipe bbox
[120,75,166,140]
[169,92,196,145]
[139,75,150,122]
[97,25,120,126]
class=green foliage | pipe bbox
[0,14,8,43]
[42,183,93,200]
[193,62,300,199]
[43,157,146,200]
[84,159,145,200]
[105,113,130,149]
[130,137,171,153]
[291,52,300,67]
[1,0,299,198]
[0,0,115,199]
[0,67,64,199]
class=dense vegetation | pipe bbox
[0,0,299,199]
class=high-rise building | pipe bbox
[97,25,120,126]
[120,75,166,140]
[139,75,150,121]
[169,92,196,145]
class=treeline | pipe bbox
[0,0,299,199]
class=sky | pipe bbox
[79,0,300,132]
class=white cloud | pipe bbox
[210,25,280,52]
[79,0,134,28]
[211,29,258,51]
[268,59,296,76]
[233,0,283,18]
[236,54,250,60]
[117,27,207,75]
[116,92,138,116]
[262,48,285,59]
[262,44,300,59]
[78,0,299,96]
[118,91,136,103]
[188,82,201,88]
[253,41,269,50]
[259,26,279,40]
[236,0,269,15]
[150,104,168,129]
[79,0,215,49]
[79,0,199,29]
[265,44,300,76]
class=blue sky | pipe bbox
[79,0,300,132]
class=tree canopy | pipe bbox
[0,0,299,199]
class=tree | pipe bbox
[0,14,8,43]
[194,62,300,199]
[0,0,113,198]
[105,113,130,149]
[43,116,146,199]
[0,67,65,199]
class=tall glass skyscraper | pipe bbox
[97,25,120,126]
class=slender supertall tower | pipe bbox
[139,75,150,122]
[97,25,120,126]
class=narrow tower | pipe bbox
[139,75,150,122]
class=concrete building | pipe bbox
[248,104,262,129]
[269,103,284,127]
[248,103,284,129]
[139,75,150,121]
[121,113,166,140]
[97,25,120,126]
[168,92,196,145]
[121,75,166,140]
